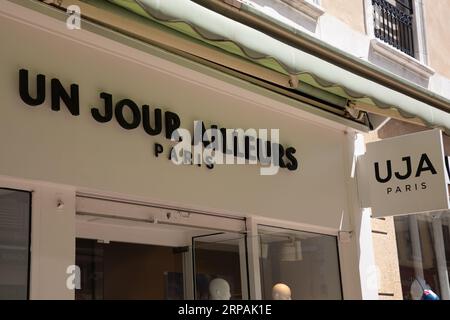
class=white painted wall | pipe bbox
[251,0,319,33]
[0,10,351,231]
[0,176,76,300]
[318,14,370,59]
[430,73,450,101]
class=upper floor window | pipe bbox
[373,0,415,57]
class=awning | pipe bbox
[107,0,450,133]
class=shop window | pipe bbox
[0,189,31,300]
[394,213,450,300]
[258,225,342,300]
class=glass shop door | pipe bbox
[75,195,247,300]
[75,238,189,300]
[192,232,249,300]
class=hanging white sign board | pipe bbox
[363,129,450,218]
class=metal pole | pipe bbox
[431,214,450,300]
[409,215,424,282]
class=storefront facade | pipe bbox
[0,1,380,300]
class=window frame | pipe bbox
[245,216,344,299]
[364,0,429,65]
[0,187,33,300]
[256,223,344,300]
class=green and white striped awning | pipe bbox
[107,0,450,133]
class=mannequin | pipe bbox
[272,283,292,300]
[209,278,231,300]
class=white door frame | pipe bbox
[0,175,76,300]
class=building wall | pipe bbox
[371,216,404,299]
[320,0,366,34]
[364,130,403,300]
[240,0,450,99]
[423,0,450,79]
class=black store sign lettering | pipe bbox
[373,154,439,195]
[18,68,298,171]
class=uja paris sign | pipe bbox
[363,129,450,218]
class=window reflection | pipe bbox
[394,212,450,300]
[258,225,342,300]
